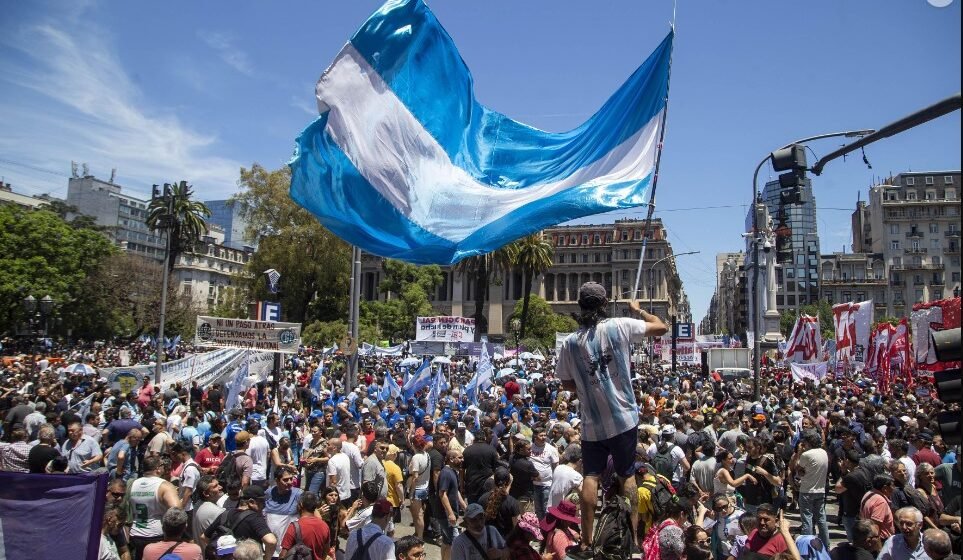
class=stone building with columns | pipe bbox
[358,218,691,340]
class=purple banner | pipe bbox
[0,472,107,560]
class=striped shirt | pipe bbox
[556,317,647,442]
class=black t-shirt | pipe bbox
[206,390,223,412]
[428,448,444,491]
[190,387,204,404]
[509,456,537,500]
[478,490,521,539]
[28,444,61,473]
[740,455,777,506]
[205,508,272,543]
[840,467,872,517]
[463,443,499,498]
[830,543,876,560]
[533,382,549,406]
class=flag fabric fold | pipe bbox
[381,371,402,401]
[833,300,874,369]
[784,315,821,364]
[402,358,432,399]
[289,0,673,265]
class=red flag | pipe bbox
[911,297,961,373]
[888,318,912,389]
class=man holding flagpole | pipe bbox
[556,282,667,555]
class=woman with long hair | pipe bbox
[480,467,522,539]
[270,436,296,485]
[406,435,431,539]
[714,449,756,500]
[540,500,581,560]
[300,423,328,493]
[914,462,945,530]
[684,525,712,560]
[642,497,691,560]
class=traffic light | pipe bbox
[932,328,961,445]
[772,144,807,206]
[775,221,793,264]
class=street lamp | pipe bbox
[510,317,521,356]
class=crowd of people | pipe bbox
[1,282,960,560]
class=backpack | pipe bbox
[158,541,184,560]
[350,530,381,560]
[591,494,633,560]
[651,443,676,480]
[641,474,678,521]
[283,520,314,560]
[204,510,255,560]
[216,451,244,491]
[686,430,714,455]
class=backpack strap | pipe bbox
[351,530,381,560]
[229,510,256,532]
[162,541,181,556]
[464,527,491,560]
[293,520,303,545]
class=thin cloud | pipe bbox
[290,95,318,117]
[199,31,255,76]
[0,20,243,198]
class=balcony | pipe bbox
[904,247,928,255]
[947,230,961,238]
[945,247,961,255]
[821,277,887,285]
[905,231,925,239]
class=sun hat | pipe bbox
[216,535,237,556]
[547,499,580,524]
[517,512,543,541]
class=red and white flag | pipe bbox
[888,318,912,389]
[911,297,961,373]
[866,323,894,393]
[833,300,874,370]
[785,315,822,363]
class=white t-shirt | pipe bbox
[530,443,560,487]
[409,452,430,491]
[180,459,200,512]
[248,435,271,482]
[548,464,583,507]
[342,441,364,490]
[798,448,829,494]
[327,452,352,500]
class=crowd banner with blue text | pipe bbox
[0,471,108,560]
[288,0,673,265]
[194,316,302,354]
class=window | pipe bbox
[569,235,577,245]
[945,175,954,184]
[776,295,784,305]
[582,234,589,245]
[633,230,642,241]
[925,176,934,185]
[824,291,833,302]
[933,256,942,265]
[621,231,629,241]
[856,291,865,301]
[912,240,921,251]
[946,188,957,200]
[890,224,900,234]
[916,289,925,302]
[905,177,915,186]
[934,289,943,300]
[953,272,961,282]
[906,191,917,200]
[930,223,939,233]
[893,257,902,266]
[891,240,900,250]
[925,190,936,200]
[594,253,601,263]
[843,291,851,301]
[932,239,941,249]
[786,268,795,279]
[594,234,601,245]
[581,254,588,263]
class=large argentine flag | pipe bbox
[290,0,673,265]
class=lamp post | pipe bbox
[510,317,521,357]
[22,294,55,354]
[646,250,700,367]
[748,129,875,401]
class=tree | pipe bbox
[507,294,577,350]
[232,164,352,325]
[453,246,516,341]
[302,319,381,348]
[0,205,117,338]
[363,259,443,342]
[508,233,554,340]
[147,181,211,272]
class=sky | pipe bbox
[1,0,960,324]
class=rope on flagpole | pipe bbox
[632,25,675,301]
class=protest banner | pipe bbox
[194,316,302,353]
[415,316,475,342]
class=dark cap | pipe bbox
[372,499,392,518]
[577,281,607,308]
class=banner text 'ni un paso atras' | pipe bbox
[288,0,672,265]
[195,316,302,353]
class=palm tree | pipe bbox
[147,181,211,271]
[453,246,516,341]
[510,232,554,339]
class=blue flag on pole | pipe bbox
[466,342,494,404]
[425,366,445,418]
[381,371,402,401]
[402,358,432,399]
[289,0,673,265]
[310,364,325,399]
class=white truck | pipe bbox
[704,348,752,382]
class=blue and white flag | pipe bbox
[425,366,445,418]
[381,371,402,401]
[264,269,281,294]
[466,342,495,404]
[290,0,673,265]
[69,393,95,421]
[310,365,325,399]
[402,357,432,399]
[224,354,251,412]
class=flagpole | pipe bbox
[632,29,675,304]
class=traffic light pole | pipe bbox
[749,129,874,401]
